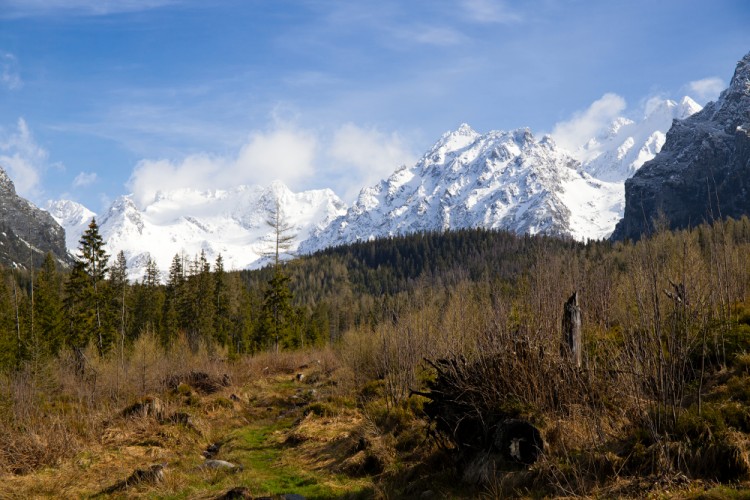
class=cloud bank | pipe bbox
[0,118,47,198]
[551,93,627,152]
[685,77,725,103]
[329,124,415,201]
[127,122,416,208]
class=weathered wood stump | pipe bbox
[561,291,582,368]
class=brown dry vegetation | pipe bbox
[4,221,750,498]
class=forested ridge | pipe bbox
[4,216,750,497]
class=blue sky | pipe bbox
[0,0,749,211]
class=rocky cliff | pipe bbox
[612,51,750,241]
[0,167,73,268]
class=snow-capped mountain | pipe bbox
[301,124,623,252]
[46,199,97,251]
[576,96,701,182]
[300,96,701,253]
[49,96,702,271]
[51,181,346,281]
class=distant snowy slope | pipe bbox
[46,199,97,251]
[54,181,346,281]
[575,96,701,181]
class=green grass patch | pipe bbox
[164,412,372,500]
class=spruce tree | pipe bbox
[261,196,296,352]
[34,252,64,357]
[193,250,215,350]
[64,261,92,364]
[161,253,184,348]
[109,250,128,357]
[76,218,111,354]
[213,254,231,347]
[0,273,18,370]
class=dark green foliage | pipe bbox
[34,252,64,356]
[129,256,163,342]
[0,272,19,369]
[259,267,294,352]
[71,218,112,355]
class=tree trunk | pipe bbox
[562,291,582,368]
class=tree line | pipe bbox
[0,218,330,373]
[5,211,750,377]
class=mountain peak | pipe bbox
[678,96,702,117]
[730,51,750,91]
[456,122,476,134]
[45,199,97,251]
[0,166,16,195]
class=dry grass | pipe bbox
[0,339,380,499]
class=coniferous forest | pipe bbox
[4,217,750,497]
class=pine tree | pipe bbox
[109,251,128,357]
[262,267,293,352]
[0,273,18,370]
[130,256,163,343]
[34,252,64,357]
[64,261,92,366]
[213,254,231,347]
[76,218,111,354]
[161,253,184,348]
[261,196,296,352]
[194,250,215,349]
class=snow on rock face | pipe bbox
[55,182,347,281]
[576,96,701,182]
[45,199,97,251]
[300,125,624,253]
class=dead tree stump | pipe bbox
[561,291,582,368]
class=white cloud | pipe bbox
[73,171,98,187]
[128,125,318,208]
[550,93,627,152]
[0,118,47,197]
[1,52,22,90]
[684,77,725,103]
[328,123,416,201]
[127,120,417,208]
[460,0,522,24]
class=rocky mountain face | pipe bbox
[0,166,73,268]
[612,52,750,241]
[48,181,346,281]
